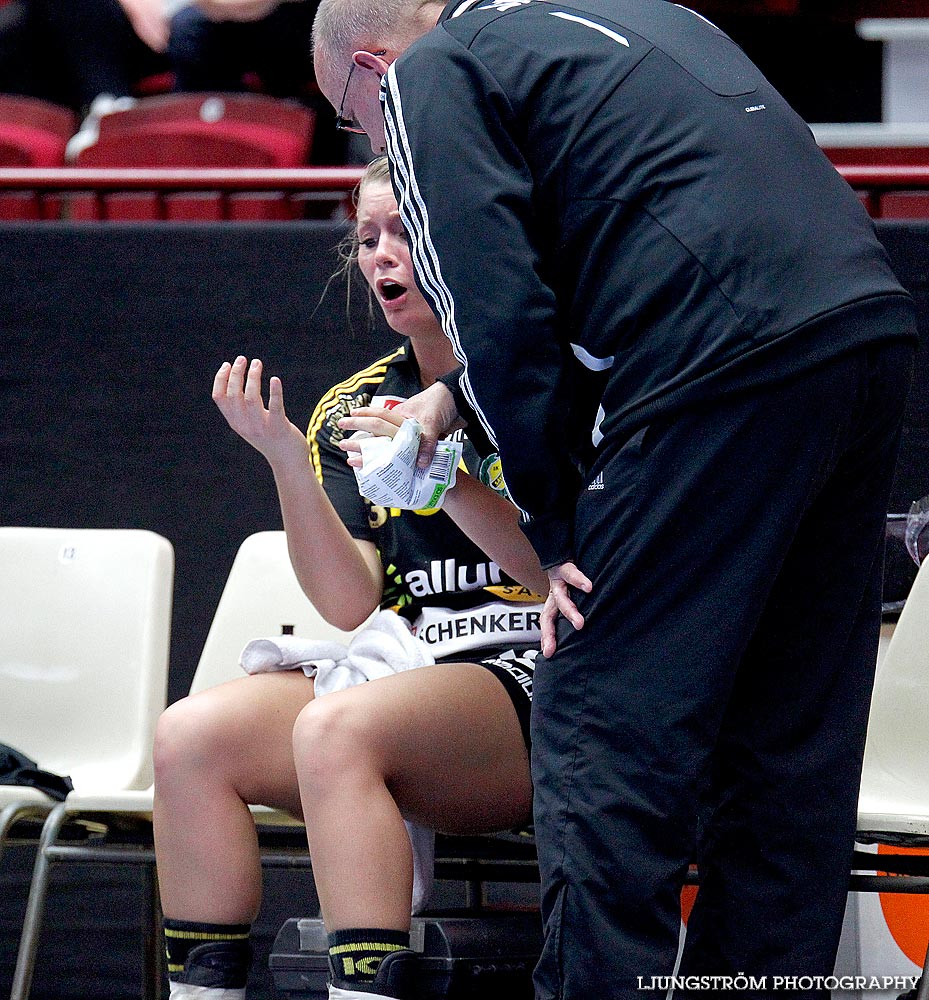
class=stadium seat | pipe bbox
[8,531,539,999]
[0,95,75,219]
[0,524,175,985]
[188,529,359,691]
[70,92,315,220]
[75,92,314,168]
[0,94,75,166]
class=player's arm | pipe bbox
[213,357,383,629]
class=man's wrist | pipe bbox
[521,511,574,570]
[436,367,466,420]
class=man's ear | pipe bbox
[352,49,391,78]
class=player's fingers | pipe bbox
[212,361,232,402]
[346,405,404,427]
[559,563,593,594]
[541,595,559,657]
[554,586,585,631]
[243,358,263,401]
[226,355,248,397]
[268,375,285,415]
[415,430,439,468]
[339,413,399,439]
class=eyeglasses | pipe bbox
[335,50,387,134]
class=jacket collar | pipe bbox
[439,0,485,23]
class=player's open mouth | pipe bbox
[378,278,407,302]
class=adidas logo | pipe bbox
[587,472,605,491]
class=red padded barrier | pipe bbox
[822,140,929,217]
[824,146,929,169]
[1,163,924,221]
[836,164,929,219]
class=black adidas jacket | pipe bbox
[383,0,915,568]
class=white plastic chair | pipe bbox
[9,529,356,1000]
[0,527,173,860]
[0,527,173,1000]
[853,556,929,1000]
[190,529,358,692]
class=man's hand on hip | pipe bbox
[541,561,593,657]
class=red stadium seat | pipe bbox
[0,94,75,218]
[69,92,314,220]
[132,72,176,98]
[76,92,314,167]
[0,94,75,167]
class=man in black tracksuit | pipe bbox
[312,2,918,997]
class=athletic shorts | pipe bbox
[438,644,538,751]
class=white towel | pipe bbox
[239,610,436,913]
[240,609,434,694]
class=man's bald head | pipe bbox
[312,0,442,79]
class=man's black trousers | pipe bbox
[531,337,915,1000]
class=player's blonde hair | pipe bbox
[339,154,392,268]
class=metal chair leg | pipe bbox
[0,802,53,869]
[9,801,68,1000]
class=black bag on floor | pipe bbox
[269,913,542,999]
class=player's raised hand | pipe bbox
[212,356,308,468]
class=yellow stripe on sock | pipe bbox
[163,929,250,941]
[328,942,407,955]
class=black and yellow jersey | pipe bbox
[307,339,543,660]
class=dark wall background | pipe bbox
[0,219,927,999]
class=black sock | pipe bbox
[327,927,410,983]
[163,918,251,986]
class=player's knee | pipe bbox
[153,692,228,790]
[292,695,371,789]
